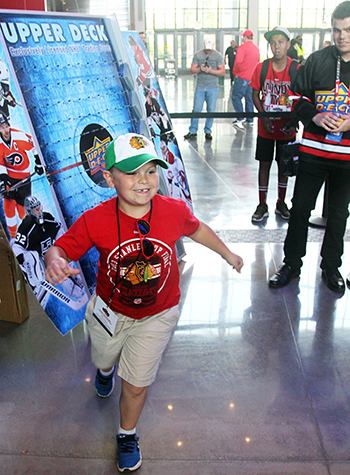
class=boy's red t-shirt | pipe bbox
[55,194,199,319]
[250,57,297,140]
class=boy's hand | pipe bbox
[225,252,244,273]
[262,118,274,134]
[281,126,296,136]
[45,257,80,285]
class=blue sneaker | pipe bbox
[95,367,115,398]
[117,433,142,472]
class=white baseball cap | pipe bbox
[264,26,291,42]
[204,38,214,50]
[104,133,168,172]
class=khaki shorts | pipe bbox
[85,294,180,387]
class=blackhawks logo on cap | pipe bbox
[130,136,147,150]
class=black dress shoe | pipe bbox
[322,268,345,293]
[347,273,350,289]
[184,132,197,140]
[205,133,212,140]
[269,264,300,289]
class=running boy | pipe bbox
[44,133,243,472]
[249,27,299,223]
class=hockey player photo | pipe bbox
[12,195,86,309]
[127,34,155,95]
[159,139,192,206]
[0,112,44,240]
[144,88,177,145]
[0,58,17,121]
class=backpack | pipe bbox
[259,58,299,91]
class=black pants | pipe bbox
[284,158,350,270]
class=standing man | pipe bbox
[224,40,238,83]
[269,1,350,294]
[295,35,304,61]
[184,38,225,141]
[231,29,260,129]
[287,38,299,60]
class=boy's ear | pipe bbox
[103,169,115,188]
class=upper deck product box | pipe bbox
[0,229,29,324]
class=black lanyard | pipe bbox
[108,198,153,307]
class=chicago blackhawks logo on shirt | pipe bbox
[106,237,172,308]
[129,136,148,150]
[263,80,292,112]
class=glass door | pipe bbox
[154,33,175,75]
[176,33,195,73]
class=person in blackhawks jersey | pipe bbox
[269,1,350,294]
[128,34,155,93]
[0,112,44,240]
[44,133,243,473]
[249,26,299,223]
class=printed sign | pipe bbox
[0,12,191,334]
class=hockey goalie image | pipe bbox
[12,196,88,311]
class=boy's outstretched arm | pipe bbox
[44,245,80,285]
[189,221,244,273]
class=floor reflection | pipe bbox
[1,75,350,475]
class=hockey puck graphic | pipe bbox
[79,123,113,188]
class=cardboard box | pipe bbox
[0,228,29,324]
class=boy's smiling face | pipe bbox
[103,161,159,217]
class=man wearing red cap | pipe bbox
[232,29,260,129]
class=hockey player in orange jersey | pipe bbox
[0,112,44,240]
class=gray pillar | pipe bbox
[129,0,145,32]
[248,0,259,42]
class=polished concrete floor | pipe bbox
[1,75,350,474]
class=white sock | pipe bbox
[118,425,136,435]
[100,367,114,377]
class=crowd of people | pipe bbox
[40,2,350,472]
[183,3,350,297]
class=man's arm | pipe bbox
[199,62,225,76]
[190,62,201,75]
[189,221,243,273]
[224,48,229,65]
[252,89,262,111]
[206,63,225,76]
[232,46,244,76]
